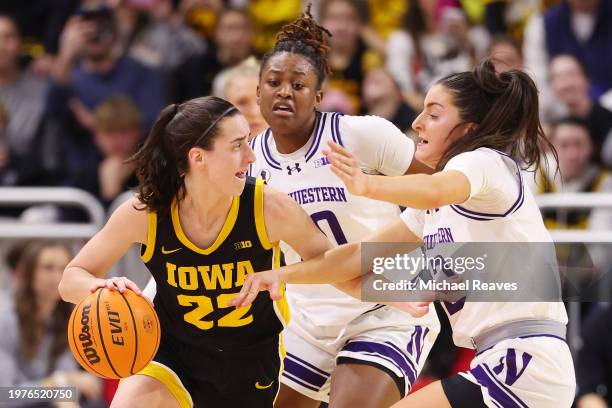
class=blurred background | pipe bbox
[0,0,611,407]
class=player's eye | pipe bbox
[268,79,279,87]
[292,82,304,90]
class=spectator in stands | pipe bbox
[247,0,301,55]
[319,0,371,113]
[487,34,523,72]
[178,0,225,41]
[0,240,103,406]
[0,0,79,77]
[0,14,49,174]
[576,303,612,408]
[533,117,612,314]
[46,4,165,134]
[213,57,266,138]
[319,88,355,115]
[65,95,140,211]
[548,54,612,161]
[524,0,612,103]
[111,0,205,71]
[172,7,254,102]
[534,117,612,230]
[0,100,8,180]
[362,68,415,134]
[386,2,486,98]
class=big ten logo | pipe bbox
[234,240,252,250]
[165,260,255,291]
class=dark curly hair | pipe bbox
[129,96,239,215]
[436,59,558,174]
[260,4,332,88]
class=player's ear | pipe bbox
[256,85,261,105]
[464,123,478,136]
[314,88,323,111]
[188,147,206,168]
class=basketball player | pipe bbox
[145,8,439,407]
[58,96,333,408]
[250,7,439,408]
[234,60,577,407]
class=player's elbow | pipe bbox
[58,266,80,303]
[58,269,71,302]
[57,270,68,302]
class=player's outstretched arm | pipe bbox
[230,213,431,319]
[229,185,357,307]
[58,197,148,304]
[324,141,471,209]
[330,218,431,317]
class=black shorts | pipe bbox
[138,332,283,408]
[441,374,487,408]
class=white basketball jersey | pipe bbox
[401,148,568,349]
[249,112,414,327]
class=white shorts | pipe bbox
[281,305,440,402]
[459,336,576,408]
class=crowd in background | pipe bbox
[0,0,611,407]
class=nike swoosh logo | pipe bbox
[255,381,273,390]
[161,246,182,255]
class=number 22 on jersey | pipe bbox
[166,260,255,330]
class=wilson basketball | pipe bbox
[68,288,160,379]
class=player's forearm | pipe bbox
[278,242,362,284]
[364,174,444,209]
[58,266,105,304]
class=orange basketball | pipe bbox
[68,288,160,379]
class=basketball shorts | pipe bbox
[447,336,576,408]
[137,332,284,408]
[281,305,440,402]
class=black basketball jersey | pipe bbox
[140,177,288,351]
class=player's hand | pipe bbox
[323,141,370,196]
[383,301,431,317]
[229,270,283,308]
[90,276,142,295]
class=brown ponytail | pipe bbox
[436,59,557,175]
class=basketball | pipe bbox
[67,288,160,379]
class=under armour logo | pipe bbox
[286,163,301,175]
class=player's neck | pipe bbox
[272,113,318,154]
[181,176,233,227]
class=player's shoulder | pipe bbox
[446,147,508,169]
[106,195,150,243]
[336,113,405,147]
[337,113,394,129]
[248,129,267,154]
[262,184,295,214]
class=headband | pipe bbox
[194,107,238,146]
